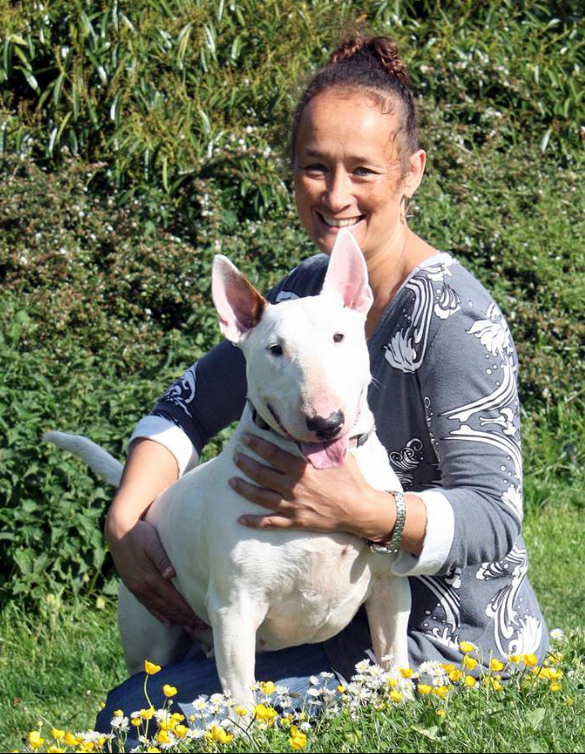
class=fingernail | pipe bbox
[238,516,248,526]
[229,478,237,489]
[242,433,251,445]
[162,567,174,579]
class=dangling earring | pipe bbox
[400,195,410,223]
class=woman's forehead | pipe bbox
[296,91,401,161]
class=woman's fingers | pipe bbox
[241,433,305,474]
[109,519,209,631]
[229,474,290,511]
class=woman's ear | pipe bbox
[402,148,426,199]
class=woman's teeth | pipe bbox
[319,214,363,228]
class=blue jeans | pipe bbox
[95,641,338,745]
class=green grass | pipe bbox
[2,499,583,752]
[0,597,125,750]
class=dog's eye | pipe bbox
[333,333,344,343]
[268,344,283,356]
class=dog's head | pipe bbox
[212,229,373,469]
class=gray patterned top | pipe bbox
[131,252,549,679]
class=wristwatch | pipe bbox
[367,490,406,555]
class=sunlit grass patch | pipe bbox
[10,629,585,753]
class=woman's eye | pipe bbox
[304,163,327,174]
[269,344,283,356]
[354,167,374,177]
[333,333,344,343]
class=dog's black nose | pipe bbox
[306,410,345,439]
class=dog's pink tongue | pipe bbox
[301,436,349,469]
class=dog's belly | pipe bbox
[250,538,382,651]
[257,589,367,650]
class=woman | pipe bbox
[97,34,548,727]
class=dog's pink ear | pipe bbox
[322,228,373,314]
[212,256,267,343]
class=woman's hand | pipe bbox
[105,515,208,632]
[229,433,396,542]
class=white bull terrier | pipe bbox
[45,228,411,708]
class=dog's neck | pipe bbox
[246,398,373,456]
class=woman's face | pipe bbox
[293,88,424,259]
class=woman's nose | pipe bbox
[323,170,352,211]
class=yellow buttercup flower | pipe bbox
[211,725,233,743]
[289,726,308,750]
[441,663,456,673]
[113,709,124,718]
[254,703,278,724]
[158,730,171,744]
[51,728,65,740]
[399,667,413,678]
[48,746,65,753]
[174,724,188,738]
[163,684,178,697]
[508,654,521,664]
[463,655,477,670]
[64,732,80,746]
[140,707,155,719]
[492,680,504,692]
[436,709,447,718]
[449,669,463,682]
[464,675,477,688]
[489,658,504,672]
[147,749,161,753]
[28,731,44,750]
[433,685,449,699]
[390,690,403,702]
[550,682,562,692]
[259,681,276,696]
[417,683,432,695]
[234,705,248,716]
[523,654,538,667]
[172,713,185,721]
[131,718,142,727]
[144,660,162,675]
[460,641,477,654]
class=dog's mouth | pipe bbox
[299,436,349,470]
[266,403,353,470]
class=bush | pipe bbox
[0,0,583,603]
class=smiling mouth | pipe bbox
[317,212,365,228]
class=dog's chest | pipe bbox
[245,537,391,650]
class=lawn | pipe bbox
[1,501,583,752]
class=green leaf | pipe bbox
[526,708,547,728]
[411,724,440,740]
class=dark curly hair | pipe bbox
[290,34,418,176]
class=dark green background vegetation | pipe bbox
[1,0,584,605]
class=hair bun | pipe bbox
[329,34,411,89]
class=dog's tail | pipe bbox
[43,430,123,487]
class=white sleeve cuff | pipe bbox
[128,416,199,477]
[390,489,454,577]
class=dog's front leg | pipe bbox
[365,576,411,670]
[209,593,266,710]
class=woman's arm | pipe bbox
[105,438,206,629]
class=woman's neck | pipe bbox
[364,224,438,339]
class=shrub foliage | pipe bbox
[0,0,583,603]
